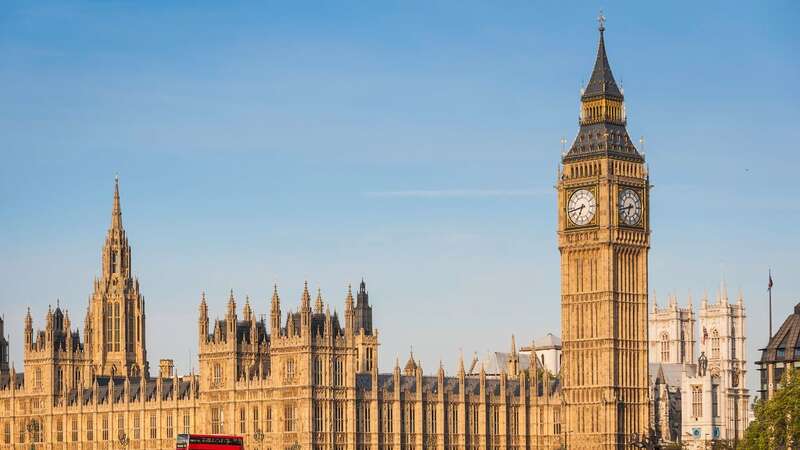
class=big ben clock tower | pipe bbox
[558,16,650,449]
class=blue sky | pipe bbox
[1,2,798,393]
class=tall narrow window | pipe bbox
[314,357,323,385]
[127,309,134,351]
[106,305,113,351]
[102,415,109,441]
[213,363,222,386]
[211,408,222,434]
[266,407,272,433]
[113,303,121,352]
[285,358,296,381]
[711,377,720,418]
[133,414,140,440]
[239,408,246,434]
[117,414,124,440]
[149,413,157,439]
[692,385,703,418]
[252,407,259,433]
[86,417,94,441]
[334,402,345,433]
[553,408,561,435]
[382,403,393,433]
[166,415,174,438]
[660,333,670,362]
[314,404,323,432]
[334,358,344,386]
[56,418,63,442]
[711,330,720,359]
[183,411,191,435]
[284,405,296,432]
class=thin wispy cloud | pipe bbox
[363,188,549,199]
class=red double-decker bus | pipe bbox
[176,434,244,450]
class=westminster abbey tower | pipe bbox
[558,18,651,449]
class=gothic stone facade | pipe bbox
[557,20,650,450]
[0,181,564,450]
[648,291,750,448]
[0,21,656,450]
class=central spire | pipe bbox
[582,12,623,101]
[563,15,642,163]
[111,175,123,231]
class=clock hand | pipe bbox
[569,205,586,213]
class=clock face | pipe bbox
[618,188,642,225]
[567,189,596,226]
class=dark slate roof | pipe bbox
[145,379,157,400]
[563,27,643,164]
[178,379,193,399]
[236,320,268,344]
[82,388,93,405]
[582,28,623,101]
[759,302,800,364]
[564,118,642,163]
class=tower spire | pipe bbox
[565,13,641,163]
[111,175,123,230]
[583,11,622,101]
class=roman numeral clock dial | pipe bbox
[567,188,597,226]
[618,188,642,226]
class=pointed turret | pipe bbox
[353,278,373,335]
[508,334,519,376]
[301,281,311,310]
[345,284,354,335]
[24,308,33,348]
[198,292,209,344]
[243,296,253,322]
[582,18,623,101]
[315,288,324,314]
[111,175,123,230]
[226,290,236,315]
[270,284,281,336]
[403,349,417,376]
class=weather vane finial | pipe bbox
[598,10,606,32]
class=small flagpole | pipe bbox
[768,269,773,339]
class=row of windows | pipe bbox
[1,412,190,445]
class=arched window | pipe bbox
[34,368,42,390]
[711,330,720,359]
[660,333,670,362]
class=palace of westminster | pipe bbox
[0,20,756,450]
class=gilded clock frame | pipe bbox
[565,185,599,229]
[616,185,645,228]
